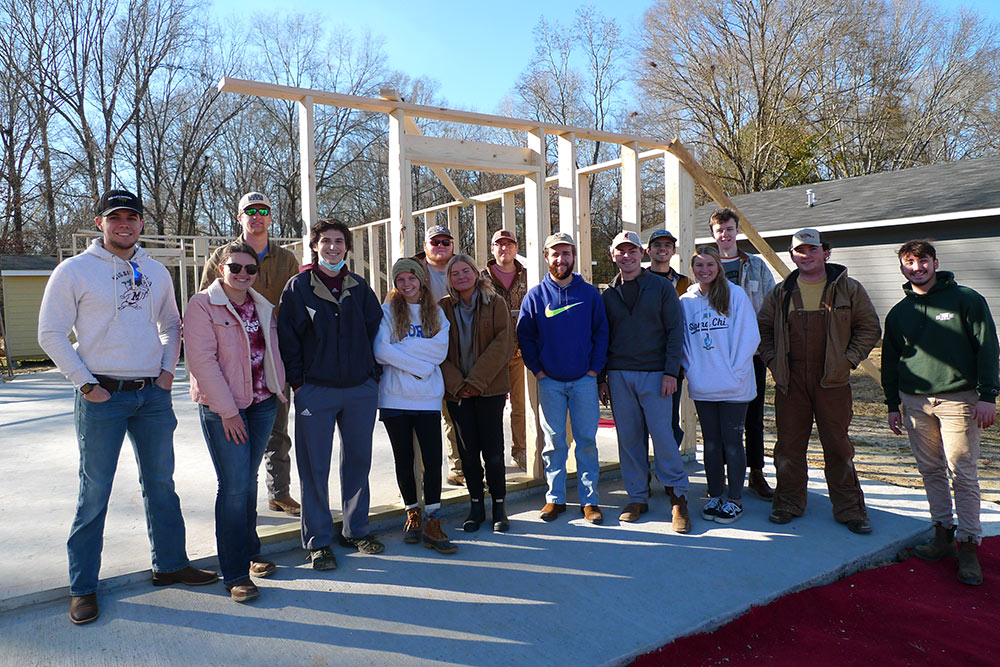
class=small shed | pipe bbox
[1,255,59,362]
[694,157,1000,324]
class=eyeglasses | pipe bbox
[226,262,259,275]
[243,207,270,217]
[128,261,143,286]
[429,239,452,247]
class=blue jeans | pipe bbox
[69,384,187,596]
[200,395,278,585]
[537,374,600,506]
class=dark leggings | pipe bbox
[695,400,748,500]
[382,412,442,507]
[447,394,507,501]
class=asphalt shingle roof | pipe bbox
[0,255,59,272]
[692,156,1000,235]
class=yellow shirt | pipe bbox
[795,277,826,311]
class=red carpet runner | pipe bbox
[631,537,999,666]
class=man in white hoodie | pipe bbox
[38,189,217,626]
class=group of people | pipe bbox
[38,188,996,626]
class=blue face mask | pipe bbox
[319,258,346,272]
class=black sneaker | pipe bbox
[310,547,337,570]
[702,497,722,521]
[714,500,743,525]
[338,533,385,554]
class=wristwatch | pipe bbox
[80,383,95,395]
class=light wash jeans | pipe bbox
[537,374,600,506]
[200,395,278,585]
[69,384,188,595]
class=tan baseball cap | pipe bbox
[491,229,517,244]
[543,232,576,249]
[238,191,272,213]
[791,228,822,248]
[610,230,643,252]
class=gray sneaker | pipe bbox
[310,547,337,571]
[702,497,723,521]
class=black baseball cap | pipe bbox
[96,189,143,217]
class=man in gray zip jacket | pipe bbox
[597,231,691,533]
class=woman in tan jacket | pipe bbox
[441,254,514,532]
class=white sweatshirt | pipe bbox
[373,302,450,411]
[679,283,760,402]
[37,238,181,387]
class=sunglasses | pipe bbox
[243,207,270,217]
[429,238,452,247]
[128,260,143,286]
[226,262,259,275]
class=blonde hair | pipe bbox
[445,254,496,304]
[386,278,441,342]
[691,245,731,318]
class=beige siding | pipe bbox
[2,275,49,360]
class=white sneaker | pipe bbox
[701,497,722,521]
[714,500,743,524]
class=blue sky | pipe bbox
[212,0,1000,113]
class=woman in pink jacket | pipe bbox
[184,241,286,603]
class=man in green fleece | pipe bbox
[883,239,999,586]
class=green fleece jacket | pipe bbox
[881,271,1000,411]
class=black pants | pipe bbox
[447,395,507,501]
[744,355,767,469]
[382,412,442,507]
[694,400,748,500]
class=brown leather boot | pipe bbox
[669,490,691,534]
[957,539,983,586]
[403,508,422,544]
[423,516,458,554]
[914,523,957,561]
[747,468,774,499]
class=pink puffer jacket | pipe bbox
[183,280,286,418]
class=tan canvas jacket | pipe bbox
[440,293,513,401]
[199,238,300,309]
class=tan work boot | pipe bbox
[403,508,422,544]
[423,516,458,554]
[914,523,957,561]
[669,491,691,534]
[957,539,983,586]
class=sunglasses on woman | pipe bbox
[226,262,259,275]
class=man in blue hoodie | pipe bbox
[517,232,609,524]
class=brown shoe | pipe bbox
[670,491,692,534]
[249,559,277,578]
[226,578,260,603]
[582,505,604,524]
[268,496,301,516]
[446,471,466,487]
[403,508,422,544]
[152,565,218,587]
[539,503,567,521]
[747,469,774,499]
[69,593,99,625]
[423,516,458,554]
[619,502,649,523]
[958,539,983,586]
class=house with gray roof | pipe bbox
[692,156,1000,325]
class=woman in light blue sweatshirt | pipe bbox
[680,246,760,525]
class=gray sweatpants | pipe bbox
[609,370,689,503]
[294,379,377,548]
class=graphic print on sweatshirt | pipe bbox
[688,310,729,350]
[114,266,150,310]
[544,301,583,318]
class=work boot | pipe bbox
[669,490,691,534]
[492,498,510,532]
[957,539,983,586]
[403,508,422,544]
[423,516,458,554]
[914,523,957,562]
[463,498,486,532]
[747,469,774,499]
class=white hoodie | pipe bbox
[373,302,450,411]
[38,238,181,387]
[679,282,760,402]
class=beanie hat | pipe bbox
[392,258,427,287]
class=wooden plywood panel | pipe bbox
[2,275,49,359]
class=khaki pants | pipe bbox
[900,391,982,543]
[508,354,526,458]
[442,400,462,475]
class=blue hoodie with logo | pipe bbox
[517,273,608,382]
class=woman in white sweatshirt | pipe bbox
[373,258,455,554]
[680,246,761,525]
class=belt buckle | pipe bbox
[134,378,147,390]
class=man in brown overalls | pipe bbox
[757,229,881,533]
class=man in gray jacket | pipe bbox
[598,231,691,533]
